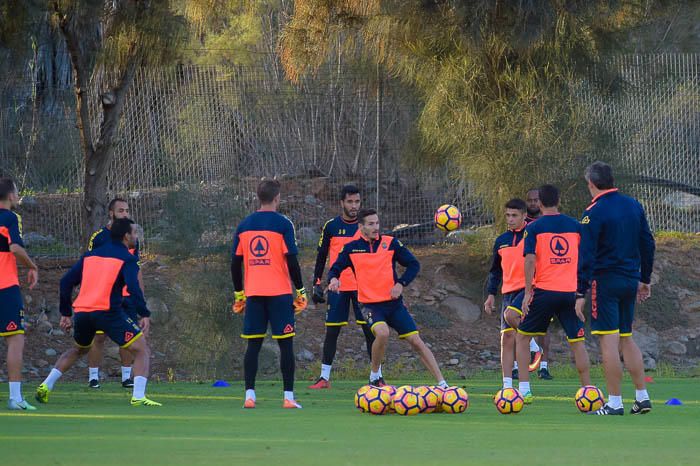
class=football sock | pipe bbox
[44,368,63,390]
[437,380,448,389]
[244,338,263,390]
[245,389,256,401]
[88,367,99,381]
[502,377,513,389]
[377,365,383,378]
[635,389,649,402]
[518,381,530,393]
[121,366,132,382]
[9,381,22,402]
[284,391,294,401]
[529,339,540,352]
[361,323,375,360]
[320,364,332,381]
[321,326,340,366]
[132,376,147,399]
[513,361,519,370]
[370,370,381,381]
[540,361,548,370]
[608,394,623,409]
[278,337,295,392]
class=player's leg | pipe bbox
[86,332,106,388]
[240,296,267,408]
[618,280,650,414]
[310,291,348,388]
[557,293,590,386]
[403,334,447,387]
[362,304,389,385]
[36,313,94,404]
[353,293,375,360]
[2,286,34,410]
[501,330,516,388]
[536,333,552,379]
[515,290,552,402]
[502,292,523,384]
[270,294,301,408]
[119,310,138,388]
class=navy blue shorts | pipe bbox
[591,275,638,337]
[325,291,365,326]
[518,289,585,343]
[501,290,524,332]
[362,299,418,338]
[242,294,295,339]
[0,285,24,337]
[122,302,139,321]
[73,310,142,348]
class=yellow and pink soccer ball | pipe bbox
[364,386,393,415]
[575,385,605,413]
[441,386,469,414]
[494,387,524,414]
[415,386,440,414]
[434,204,462,232]
[392,385,425,416]
[354,385,372,412]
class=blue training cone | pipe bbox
[665,398,683,406]
[212,380,231,387]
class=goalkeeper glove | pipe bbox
[232,291,246,314]
[293,288,308,314]
[312,282,325,304]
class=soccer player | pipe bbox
[308,185,377,389]
[231,179,307,409]
[524,188,550,379]
[0,178,39,411]
[515,185,591,403]
[36,218,160,406]
[328,209,448,389]
[484,199,527,390]
[576,162,655,415]
[85,197,146,389]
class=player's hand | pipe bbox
[27,267,38,290]
[637,282,651,303]
[293,288,308,314]
[575,298,586,323]
[139,317,151,337]
[521,291,532,317]
[390,283,403,300]
[232,291,246,314]
[328,278,340,293]
[59,316,73,333]
[484,294,496,315]
[312,284,326,304]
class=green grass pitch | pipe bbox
[2,377,699,465]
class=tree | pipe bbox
[280,1,671,213]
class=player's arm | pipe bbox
[638,205,655,302]
[484,240,502,314]
[59,257,84,317]
[391,239,420,299]
[7,213,38,288]
[577,210,601,296]
[522,226,538,315]
[328,244,353,292]
[123,258,150,318]
[311,220,332,303]
[280,219,307,312]
[230,226,246,313]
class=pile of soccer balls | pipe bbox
[355,385,469,415]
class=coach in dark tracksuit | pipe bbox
[576,161,656,416]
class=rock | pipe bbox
[105,345,121,360]
[22,232,55,246]
[634,329,659,359]
[666,341,687,355]
[304,194,319,206]
[36,320,53,334]
[49,328,65,337]
[25,295,32,305]
[663,191,700,211]
[35,359,49,368]
[686,300,700,312]
[448,358,460,366]
[445,229,475,244]
[296,348,315,362]
[296,227,318,246]
[643,356,656,371]
[18,195,38,209]
[443,283,466,297]
[44,348,57,357]
[146,297,170,324]
[440,296,481,323]
[479,350,493,359]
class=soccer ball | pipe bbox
[494,388,524,414]
[441,386,469,414]
[415,386,440,413]
[355,385,372,412]
[365,386,392,415]
[392,385,425,416]
[575,385,604,413]
[434,204,462,232]
[431,385,446,413]
[383,385,397,413]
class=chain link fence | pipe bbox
[1,53,698,258]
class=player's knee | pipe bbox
[93,333,107,345]
[372,324,389,340]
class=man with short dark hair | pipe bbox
[85,197,147,389]
[309,185,377,389]
[36,218,160,407]
[231,178,307,409]
[516,185,591,404]
[484,198,527,390]
[577,161,655,415]
[328,209,448,388]
[0,178,39,410]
